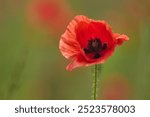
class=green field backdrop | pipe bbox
[0,0,150,100]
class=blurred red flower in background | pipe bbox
[26,0,72,34]
[59,15,129,71]
[100,75,132,100]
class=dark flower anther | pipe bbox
[83,38,108,59]
[94,53,101,59]
[88,38,102,52]
[84,38,101,53]
[102,43,107,50]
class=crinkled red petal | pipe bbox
[114,33,129,45]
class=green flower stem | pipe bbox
[92,64,98,100]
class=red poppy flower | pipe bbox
[26,0,71,33]
[101,75,132,100]
[59,15,129,71]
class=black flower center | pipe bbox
[83,38,107,59]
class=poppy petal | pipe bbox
[59,15,90,59]
[66,54,106,71]
[66,52,110,71]
[76,20,114,48]
[66,54,87,71]
[114,33,129,45]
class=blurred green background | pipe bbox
[0,0,150,100]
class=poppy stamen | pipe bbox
[102,43,107,50]
[94,53,101,59]
[88,38,102,53]
[83,38,107,59]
